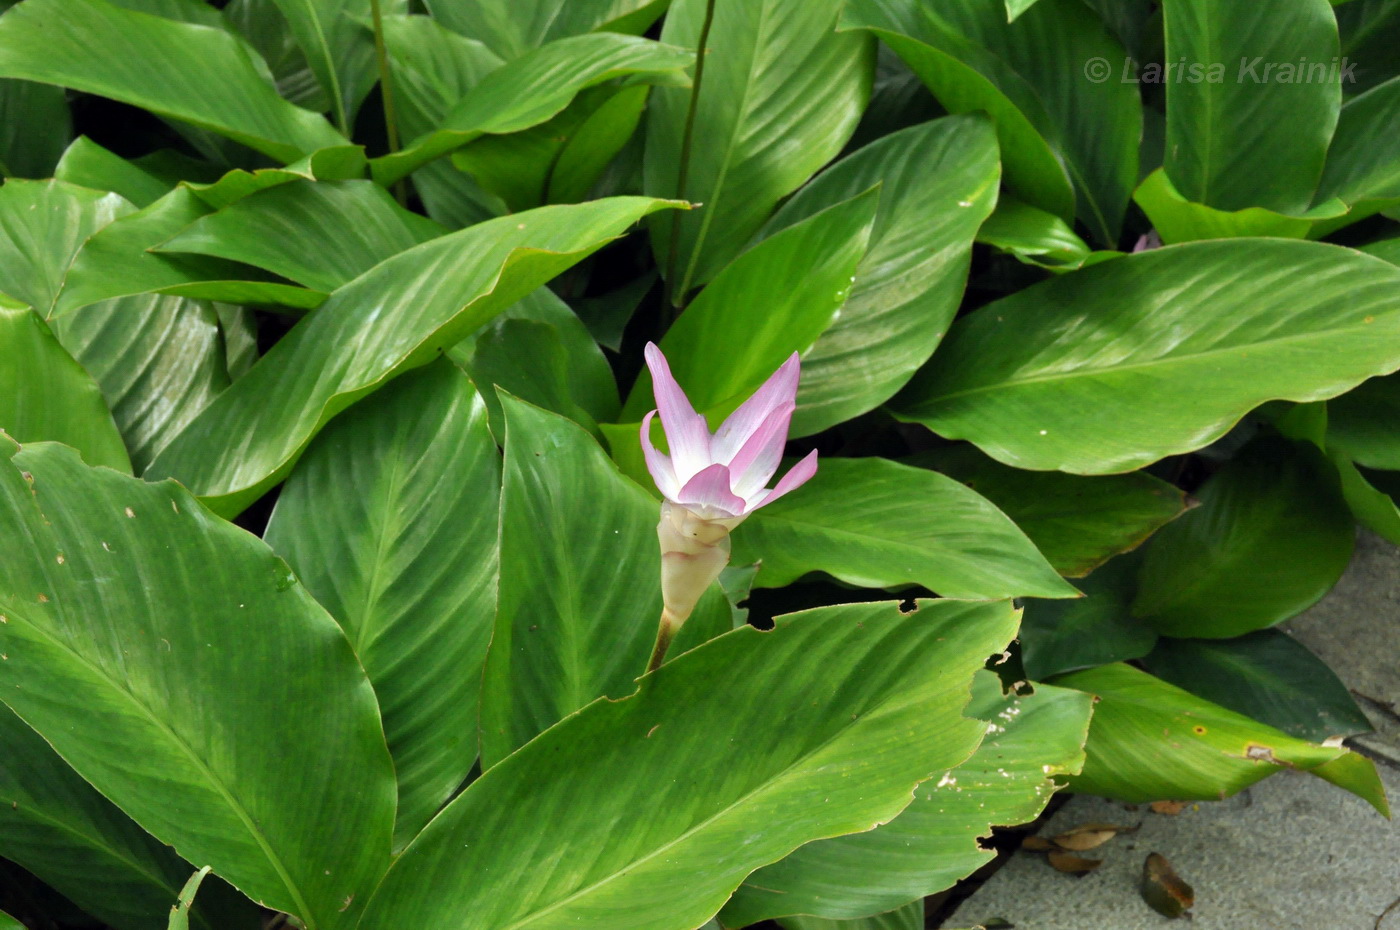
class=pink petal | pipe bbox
[711,353,800,464]
[645,343,711,480]
[676,463,747,519]
[640,410,681,500]
[727,401,795,500]
[746,450,818,512]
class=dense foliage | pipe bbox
[0,0,1396,927]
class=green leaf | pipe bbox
[977,196,1093,268]
[843,0,1140,244]
[0,78,69,178]
[1054,663,1343,802]
[0,704,256,930]
[548,84,649,204]
[224,0,327,111]
[50,294,231,472]
[758,115,1000,436]
[146,196,680,517]
[1141,631,1372,742]
[158,179,446,292]
[1313,76,1400,229]
[0,307,130,473]
[1019,551,1157,681]
[1133,438,1355,639]
[266,0,399,134]
[264,360,498,848]
[423,0,668,60]
[647,0,874,295]
[892,240,1400,474]
[622,187,879,424]
[778,902,923,930]
[372,33,693,186]
[1337,0,1400,93]
[1134,168,1348,244]
[0,0,346,161]
[1162,0,1340,213]
[167,867,210,930]
[1363,236,1400,264]
[1328,373,1400,469]
[0,178,133,318]
[1335,453,1400,544]
[479,395,729,767]
[1309,750,1391,818]
[358,598,1020,928]
[0,441,397,928]
[917,444,1187,578]
[723,673,1091,925]
[732,457,1078,599]
[55,137,174,208]
[0,912,19,930]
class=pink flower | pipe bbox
[640,342,818,521]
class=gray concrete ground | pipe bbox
[944,531,1400,930]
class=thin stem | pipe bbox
[664,0,718,310]
[368,0,407,204]
[645,608,681,674]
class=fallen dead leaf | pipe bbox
[1141,852,1194,918]
[1150,800,1188,816]
[1048,850,1103,874]
[1020,835,1055,852]
[1050,822,1137,851]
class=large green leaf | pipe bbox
[722,673,1091,925]
[916,444,1187,578]
[266,0,400,133]
[1338,0,1400,92]
[1141,631,1372,743]
[0,912,20,930]
[892,240,1400,474]
[264,361,498,848]
[158,179,446,292]
[621,187,879,423]
[0,0,345,161]
[1055,663,1345,802]
[1133,168,1348,245]
[0,178,132,318]
[1163,0,1340,213]
[0,307,130,472]
[1019,551,1157,681]
[732,457,1078,599]
[55,137,175,208]
[479,395,729,768]
[547,84,650,204]
[423,0,667,60]
[1133,439,1354,639]
[1329,373,1400,469]
[1313,77,1400,226]
[145,196,680,517]
[647,0,874,295]
[758,115,999,436]
[843,0,1140,244]
[778,903,923,930]
[0,704,257,930]
[373,33,693,186]
[224,0,326,111]
[1336,454,1400,544]
[0,78,69,178]
[0,441,396,928]
[358,598,1020,928]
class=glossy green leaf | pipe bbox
[373,33,693,186]
[647,0,874,295]
[1328,373,1400,469]
[1363,236,1400,264]
[50,294,231,472]
[0,0,345,161]
[0,704,255,930]
[1313,76,1400,228]
[732,457,1077,599]
[0,307,130,472]
[759,115,999,436]
[264,360,498,848]
[359,598,1020,927]
[1055,663,1343,802]
[147,196,679,517]
[0,178,132,318]
[723,673,1091,925]
[1141,631,1372,742]
[1019,551,1157,681]
[622,187,878,424]
[158,179,446,292]
[55,137,174,208]
[844,0,1140,244]
[223,0,326,111]
[1133,439,1354,639]
[977,196,1092,268]
[778,902,923,930]
[548,84,649,204]
[1335,454,1400,544]
[893,240,1400,474]
[266,0,398,134]
[423,0,667,60]
[1310,750,1391,818]
[0,912,19,930]
[0,440,396,928]
[168,868,210,930]
[1134,168,1348,244]
[1163,0,1340,213]
[0,78,69,178]
[918,444,1187,578]
[479,395,728,768]
[1338,0,1400,93]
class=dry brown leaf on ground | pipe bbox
[1141,852,1195,917]
[1047,850,1104,874]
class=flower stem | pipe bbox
[664,0,718,310]
[645,608,683,674]
[368,0,407,205]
